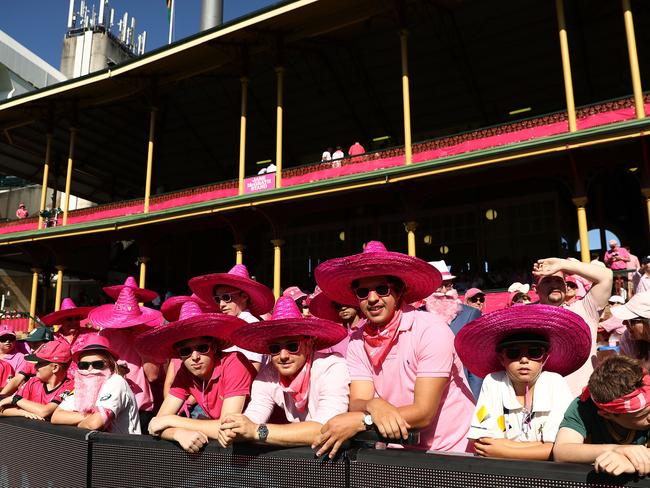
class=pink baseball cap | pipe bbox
[611,292,650,320]
[25,339,72,364]
[465,288,485,300]
[0,326,16,338]
[283,286,308,301]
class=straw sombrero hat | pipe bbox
[231,296,347,354]
[103,276,158,304]
[40,298,94,327]
[454,304,591,378]
[88,287,163,330]
[314,241,441,306]
[189,264,275,316]
[160,294,219,322]
[135,301,246,363]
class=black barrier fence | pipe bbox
[2,418,650,488]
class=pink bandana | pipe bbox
[279,351,312,412]
[362,309,403,369]
[581,374,650,414]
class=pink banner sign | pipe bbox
[244,173,276,193]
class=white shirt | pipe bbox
[634,271,650,294]
[467,371,572,442]
[332,150,344,160]
[59,374,141,435]
[223,310,265,364]
[321,151,331,161]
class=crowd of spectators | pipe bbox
[1,241,650,478]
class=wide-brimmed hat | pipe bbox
[231,296,347,354]
[88,287,163,330]
[160,294,219,322]
[103,276,158,304]
[428,260,456,281]
[454,304,591,378]
[612,292,650,320]
[71,333,117,361]
[189,264,275,316]
[135,302,246,363]
[307,286,343,323]
[315,241,441,305]
[40,298,94,327]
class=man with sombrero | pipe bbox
[219,296,349,447]
[312,241,475,457]
[190,264,275,370]
[135,302,255,453]
[455,305,590,460]
[41,298,94,347]
[307,286,360,357]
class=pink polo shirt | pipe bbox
[1,351,25,376]
[169,351,255,420]
[605,247,631,270]
[245,352,350,425]
[100,329,156,412]
[19,376,74,405]
[346,308,475,452]
[0,359,13,387]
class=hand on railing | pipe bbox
[349,428,421,448]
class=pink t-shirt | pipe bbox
[604,248,631,270]
[245,352,350,425]
[346,308,475,452]
[100,329,156,412]
[0,359,13,387]
[1,351,25,375]
[169,352,254,420]
[19,376,74,405]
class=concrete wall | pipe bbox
[60,32,132,79]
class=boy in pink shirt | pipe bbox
[313,241,475,457]
[220,296,349,447]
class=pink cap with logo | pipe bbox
[26,339,72,364]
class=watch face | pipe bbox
[363,414,373,426]
[258,424,269,441]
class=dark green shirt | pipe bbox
[559,397,650,445]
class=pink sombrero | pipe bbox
[103,276,158,304]
[231,296,347,354]
[135,301,246,363]
[189,264,275,316]
[307,286,343,323]
[454,304,591,378]
[314,241,441,305]
[160,294,219,322]
[40,298,94,326]
[88,287,163,330]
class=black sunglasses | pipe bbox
[77,360,108,371]
[501,346,547,362]
[268,341,301,355]
[353,284,392,300]
[469,296,485,303]
[177,343,212,359]
[213,291,241,303]
[0,335,16,342]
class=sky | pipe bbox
[2,0,278,70]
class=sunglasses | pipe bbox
[469,296,485,303]
[0,336,16,342]
[77,360,108,371]
[268,341,301,355]
[177,342,212,359]
[501,346,547,361]
[353,284,393,300]
[213,291,242,303]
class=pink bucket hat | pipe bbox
[103,276,158,304]
[88,287,163,330]
[454,304,591,378]
[135,302,246,363]
[40,298,94,327]
[307,286,343,323]
[161,294,219,322]
[189,264,275,316]
[315,241,441,305]
[283,286,308,302]
[71,333,117,361]
[231,296,347,354]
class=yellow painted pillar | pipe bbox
[143,107,158,213]
[54,265,65,311]
[275,66,284,188]
[400,29,413,165]
[38,134,52,230]
[271,239,284,299]
[404,221,418,257]
[139,257,149,289]
[62,128,76,225]
[28,268,41,331]
[238,77,249,195]
[572,197,590,263]
[555,0,577,132]
[233,244,245,265]
[642,188,650,235]
[622,0,645,119]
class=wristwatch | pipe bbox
[363,413,373,430]
[257,423,269,442]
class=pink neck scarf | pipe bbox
[279,351,312,412]
[581,374,650,414]
[362,309,403,369]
